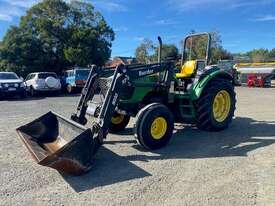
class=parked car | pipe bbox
[61,68,91,94]
[0,72,26,99]
[25,72,61,96]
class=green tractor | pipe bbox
[103,32,236,150]
[16,33,236,175]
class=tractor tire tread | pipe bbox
[195,78,236,131]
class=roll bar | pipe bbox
[181,32,212,66]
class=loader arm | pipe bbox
[71,65,116,125]
[72,62,174,138]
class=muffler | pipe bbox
[16,112,99,176]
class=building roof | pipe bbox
[113,56,137,64]
[105,56,137,67]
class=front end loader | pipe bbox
[17,33,236,176]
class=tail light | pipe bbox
[76,80,85,85]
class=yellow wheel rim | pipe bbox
[111,114,124,124]
[213,90,231,123]
[150,117,167,140]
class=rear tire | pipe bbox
[109,113,130,133]
[195,78,236,131]
[30,87,36,97]
[134,103,174,150]
[67,84,74,94]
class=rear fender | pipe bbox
[190,69,233,100]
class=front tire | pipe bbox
[134,103,174,150]
[195,78,236,131]
[109,113,130,133]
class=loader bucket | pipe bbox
[16,112,98,176]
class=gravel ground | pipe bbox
[0,87,275,206]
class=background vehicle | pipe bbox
[17,33,236,176]
[61,68,91,94]
[25,72,61,96]
[0,72,26,99]
[236,63,275,87]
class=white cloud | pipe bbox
[134,36,145,42]
[168,0,222,10]
[254,15,275,22]
[143,18,179,27]
[166,35,179,40]
[154,19,178,26]
[114,26,128,32]
[93,1,128,12]
[223,43,238,47]
[0,14,12,21]
[2,0,40,8]
[0,0,93,23]
[0,2,24,22]
[167,0,275,11]
[0,0,128,22]
[0,0,42,22]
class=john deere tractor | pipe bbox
[93,33,236,149]
[17,33,236,175]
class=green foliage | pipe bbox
[234,48,275,63]
[135,39,179,64]
[210,31,233,63]
[183,34,208,60]
[247,49,269,62]
[183,30,232,64]
[155,44,179,61]
[269,49,275,59]
[0,0,114,76]
[135,39,155,64]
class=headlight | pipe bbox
[14,83,19,87]
[4,83,9,87]
[20,83,25,88]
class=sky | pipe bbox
[0,0,275,57]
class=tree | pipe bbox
[247,49,269,62]
[135,39,154,64]
[0,0,114,76]
[185,30,233,64]
[135,39,179,63]
[153,44,179,61]
[268,48,275,61]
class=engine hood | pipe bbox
[0,79,23,84]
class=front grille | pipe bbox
[3,83,19,88]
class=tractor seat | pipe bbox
[176,60,197,78]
